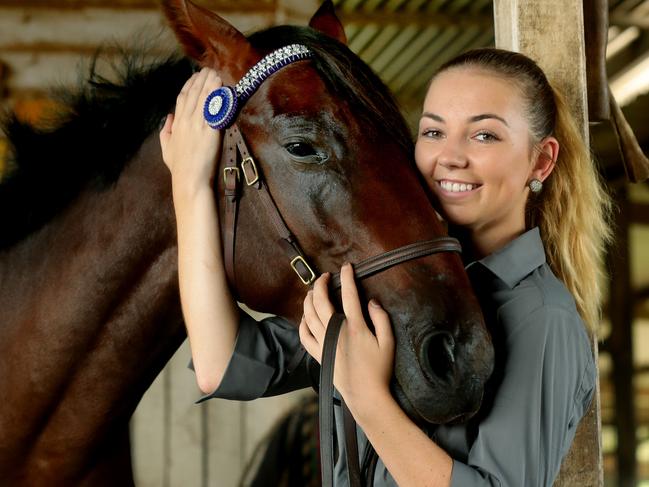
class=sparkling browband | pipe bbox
[204,44,313,130]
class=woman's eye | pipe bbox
[475,131,499,142]
[421,129,443,139]
[284,142,327,164]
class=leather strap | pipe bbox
[222,127,240,292]
[219,124,317,288]
[319,313,362,487]
[342,400,362,486]
[330,237,461,290]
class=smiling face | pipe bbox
[415,67,543,252]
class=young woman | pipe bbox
[160,48,611,486]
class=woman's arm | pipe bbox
[159,67,239,394]
[300,267,453,487]
[302,265,592,487]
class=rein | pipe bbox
[204,44,462,487]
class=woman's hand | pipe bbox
[159,67,223,196]
[299,264,395,416]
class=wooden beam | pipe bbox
[630,202,649,225]
[338,9,491,29]
[0,7,275,97]
[0,8,274,53]
[275,0,320,25]
[493,1,601,486]
[610,12,649,31]
[608,188,638,487]
[0,60,7,100]
[0,0,275,10]
[636,285,649,302]
[494,0,589,137]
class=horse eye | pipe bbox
[284,142,327,164]
[285,142,316,157]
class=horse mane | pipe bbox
[0,25,413,250]
[0,50,194,249]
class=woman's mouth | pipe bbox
[438,179,482,193]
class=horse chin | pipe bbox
[391,380,482,426]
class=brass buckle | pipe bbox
[241,157,259,186]
[290,256,316,285]
[223,166,240,185]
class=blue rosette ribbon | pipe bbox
[203,86,238,130]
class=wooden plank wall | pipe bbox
[131,338,312,487]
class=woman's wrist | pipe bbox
[171,174,214,205]
[345,383,395,426]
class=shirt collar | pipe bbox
[465,227,546,289]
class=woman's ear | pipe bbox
[530,136,559,182]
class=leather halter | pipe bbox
[212,45,463,487]
[219,125,461,486]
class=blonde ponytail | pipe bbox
[535,87,613,330]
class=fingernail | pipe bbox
[369,299,381,308]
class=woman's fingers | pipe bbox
[176,67,220,122]
[176,72,198,117]
[340,263,364,329]
[182,67,210,117]
[299,315,321,363]
[312,273,334,324]
[201,69,222,99]
[159,114,174,167]
[368,299,395,352]
[303,290,325,344]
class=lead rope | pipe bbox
[319,312,362,487]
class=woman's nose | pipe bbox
[436,139,469,169]
[437,149,469,169]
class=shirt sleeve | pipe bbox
[194,311,312,403]
[448,306,596,487]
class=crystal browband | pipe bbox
[204,44,314,130]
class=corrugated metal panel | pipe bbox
[334,0,494,125]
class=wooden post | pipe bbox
[608,187,637,487]
[493,1,603,486]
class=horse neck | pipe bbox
[0,134,185,480]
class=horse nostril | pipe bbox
[423,331,456,383]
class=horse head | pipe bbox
[162,0,494,425]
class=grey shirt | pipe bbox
[198,227,596,487]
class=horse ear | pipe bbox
[161,0,258,82]
[309,0,347,45]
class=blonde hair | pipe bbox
[437,48,613,331]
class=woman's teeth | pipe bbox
[440,180,476,192]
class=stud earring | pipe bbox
[528,179,543,193]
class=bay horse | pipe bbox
[0,1,493,485]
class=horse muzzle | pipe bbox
[393,319,495,425]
